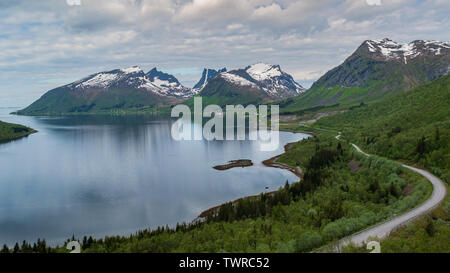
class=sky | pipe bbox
[0,0,449,107]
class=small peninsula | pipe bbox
[0,120,36,142]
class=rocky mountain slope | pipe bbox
[193,68,227,91]
[282,38,449,112]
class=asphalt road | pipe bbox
[336,135,447,249]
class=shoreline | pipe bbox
[197,131,308,219]
[0,129,38,143]
[262,142,304,179]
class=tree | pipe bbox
[337,142,343,156]
[425,217,436,236]
[13,243,20,253]
[297,231,322,252]
[416,136,426,155]
[1,244,9,253]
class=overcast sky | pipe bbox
[0,0,449,107]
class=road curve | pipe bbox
[336,135,447,249]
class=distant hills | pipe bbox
[17,63,305,115]
[282,39,449,112]
[16,38,449,116]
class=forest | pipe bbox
[315,74,450,252]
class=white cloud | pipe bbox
[0,0,449,107]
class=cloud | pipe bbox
[0,0,449,107]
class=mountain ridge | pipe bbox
[281,38,449,113]
[194,63,306,106]
[17,63,305,115]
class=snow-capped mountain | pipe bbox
[18,66,194,115]
[69,66,194,98]
[244,63,305,96]
[363,38,450,64]
[196,63,305,106]
[193,68,227,91]
[292,38,450,110]
[207,63,305,99]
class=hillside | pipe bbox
[282,39,449,113]
[313,75,450,253]
[0,120,35,142]
[316,74,450,183]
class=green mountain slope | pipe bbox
[316,74,450,183]
[186,76,271,107]
[282,39,449,112]
[16,86,179,116]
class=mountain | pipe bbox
[194,63,305,106]
[282,38,450,112]
[193,68,227,91]
[17,66,194,115]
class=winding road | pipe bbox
[335,134,447,249]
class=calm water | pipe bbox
[0,108,308,246]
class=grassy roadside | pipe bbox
[277,119,441,253]
[341,184,449,253]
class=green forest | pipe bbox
[315,74,450,252]
[316,74,450,184]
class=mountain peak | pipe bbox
[193,67,227,90]
[146,68,180,84]
[245,63,282,81]
[303,38,449,109]
[361,39,450,63]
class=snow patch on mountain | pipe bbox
[220,72,257,87]
[76,73,120,89]
[152,77,180,89]
[246,63,282,81]
[365,39,450,63]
